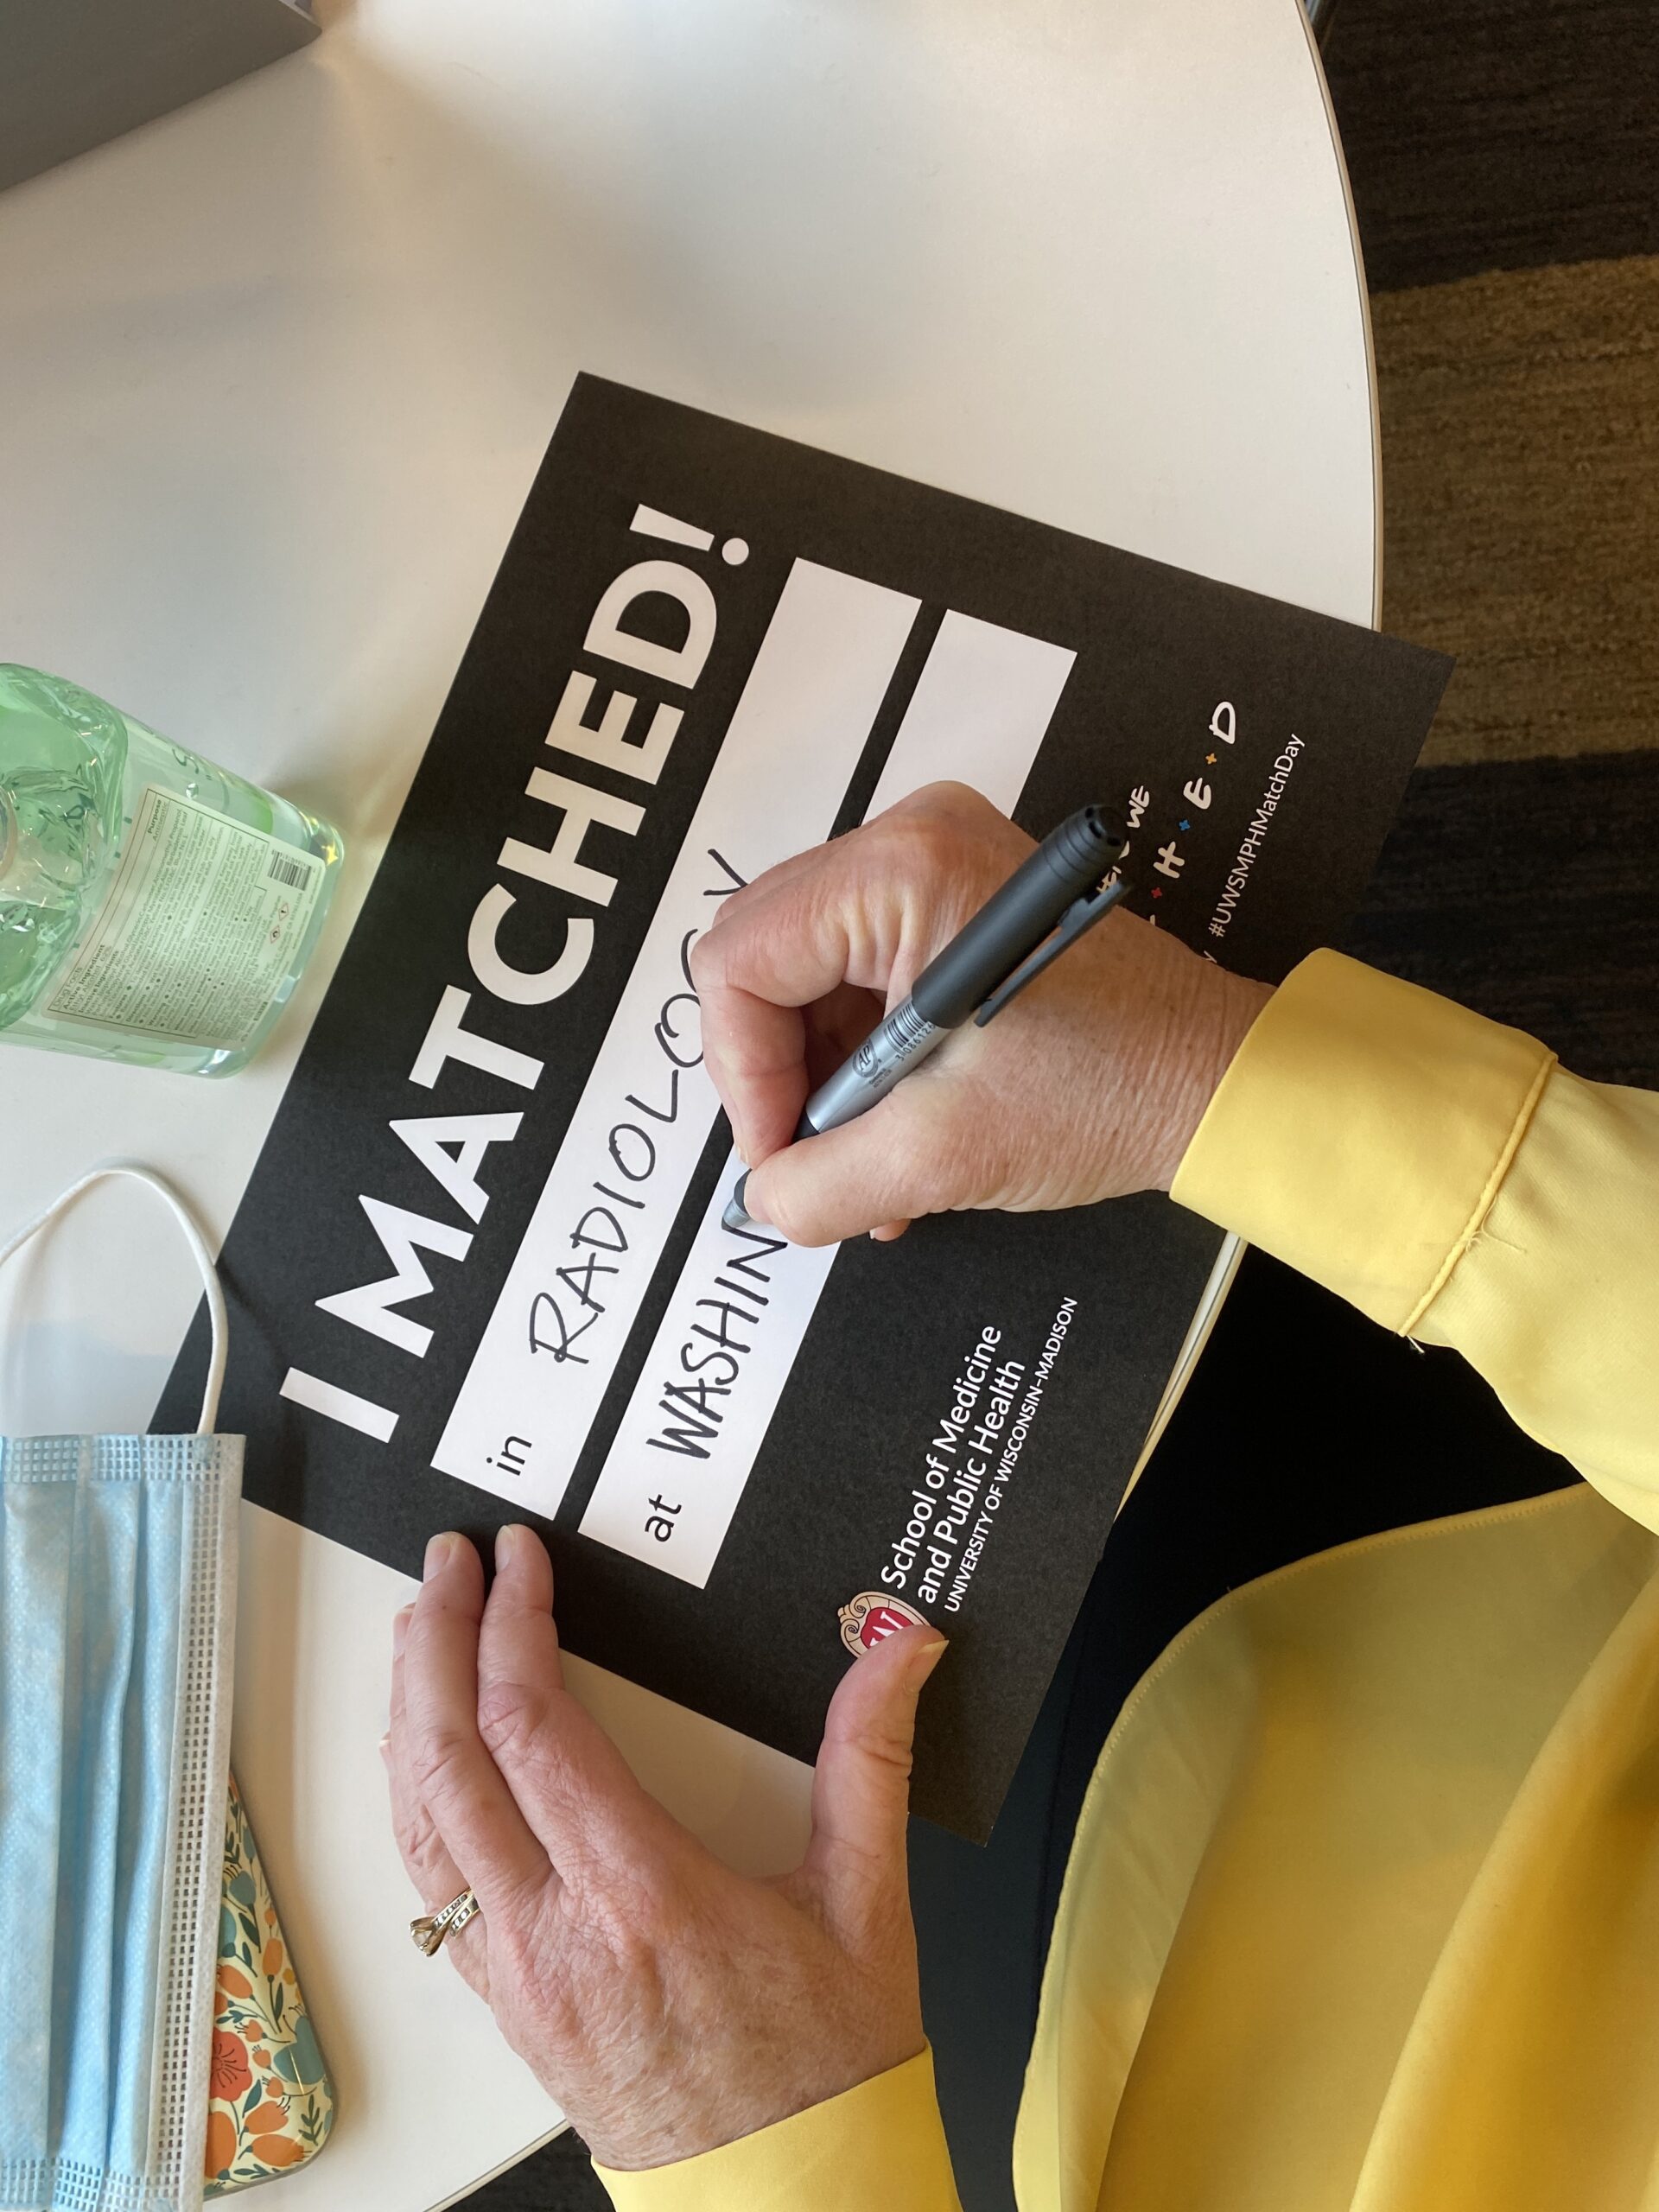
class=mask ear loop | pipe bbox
[0,1160,228,1434]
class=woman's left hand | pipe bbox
[384,1524,946,2171]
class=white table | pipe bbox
[0,3,1377,2202]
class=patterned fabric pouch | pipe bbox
[205,1778,336,2193]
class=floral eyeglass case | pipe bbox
[206,1777,336,2193]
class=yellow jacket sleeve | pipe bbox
[591,2049,960,2212]
[1173,950,1659,1524]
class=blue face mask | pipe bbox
[1,1163,240,2212]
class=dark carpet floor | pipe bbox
[1347,747,1658,1084]
[1325,0,1659,289]
[478,4,1658,2203]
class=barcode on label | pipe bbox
[267,853,313,890]
[888,999,935,1052]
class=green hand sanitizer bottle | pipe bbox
[0,664,343,1076]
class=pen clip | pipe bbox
[973,876,1130,1027]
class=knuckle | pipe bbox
[890,780,982,842]
[593,1902,663,1986]
[827,1703,915,1781]
[475,1678,547,1764]
[476,1683,597,1846]
[861,1721,916,1781]
[522,1969,585,2053]
[409,1724,472,1806]
[924,779,985,822]
[906,811,973,886]
[888,779,966,826]
[878,794,939,853]
[707,858,790,941]
[395,1789,437,1860]
[586,1861,682,1980]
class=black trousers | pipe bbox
[909,1248,1577,2212]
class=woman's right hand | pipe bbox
[690,781,1271,1245]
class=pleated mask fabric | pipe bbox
[1,1166,239,2212]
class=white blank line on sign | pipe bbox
[429,561,922,1519]
[578,613,1077,1585]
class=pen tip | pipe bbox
[721,1173,753,1234]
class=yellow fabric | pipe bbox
[1173,948,1659,1530]
[1015,1489,1659,2212]
[595,950,1659,2212]
[1418,1060,1659,1527]
[1170,949,1559,1334]
[591,2047,957,2209]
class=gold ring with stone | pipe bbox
[410,1886,480,1956]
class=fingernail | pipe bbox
[495,1523,522,1570]
[377,1731,391,1753]
[914,1637,950,1685]
[423,1532,457,1580]
[392,1602,414,1656]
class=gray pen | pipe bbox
[721,804,1128,1233]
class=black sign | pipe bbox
[160,378,1449,1839]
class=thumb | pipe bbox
[803,1624,947,1914]
[744,1104,948,1247]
